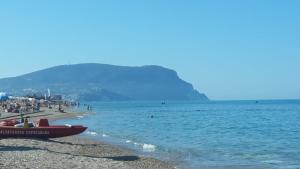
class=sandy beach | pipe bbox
[0,108,177,169]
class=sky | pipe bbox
[0,0,299,100]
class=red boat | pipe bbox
[0,119,87,139]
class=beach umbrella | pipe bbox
[0,92,9,101]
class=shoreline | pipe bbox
[0,107,177,169]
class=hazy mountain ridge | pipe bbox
[0,63,208,101]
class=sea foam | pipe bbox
[76,115,84,119]
[86,131,98,136]
[142,143,156,152]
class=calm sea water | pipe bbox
[57,100,300,169]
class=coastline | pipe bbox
[0,108,177,169]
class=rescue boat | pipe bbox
[0,119,87,139]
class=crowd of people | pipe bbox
[0,98,40,113]
[0,97,81,115]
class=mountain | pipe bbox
[0,63,209,101]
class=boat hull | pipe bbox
[0,126,87,139]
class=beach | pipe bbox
[0,107,176,169]
[0,136,175,169]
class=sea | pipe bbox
[56,100,300,169]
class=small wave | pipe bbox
[142,143,156,152]
[86,131,98,136]
[284,165,300,169]
[76,115,84,119]
[102,134,108,137]
[262,160,282,164]
[126,140,132,143]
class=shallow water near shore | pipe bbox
[56,100,300,169]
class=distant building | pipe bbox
[50,95,63,101]
[25,93,45,100]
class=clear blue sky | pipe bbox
[0,0,299,100]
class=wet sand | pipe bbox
[0,108,177,169]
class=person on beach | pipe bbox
[87,105,92,111]
[20,112,25,123]
[24,117,29,128]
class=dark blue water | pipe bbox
[57,100,300,169]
